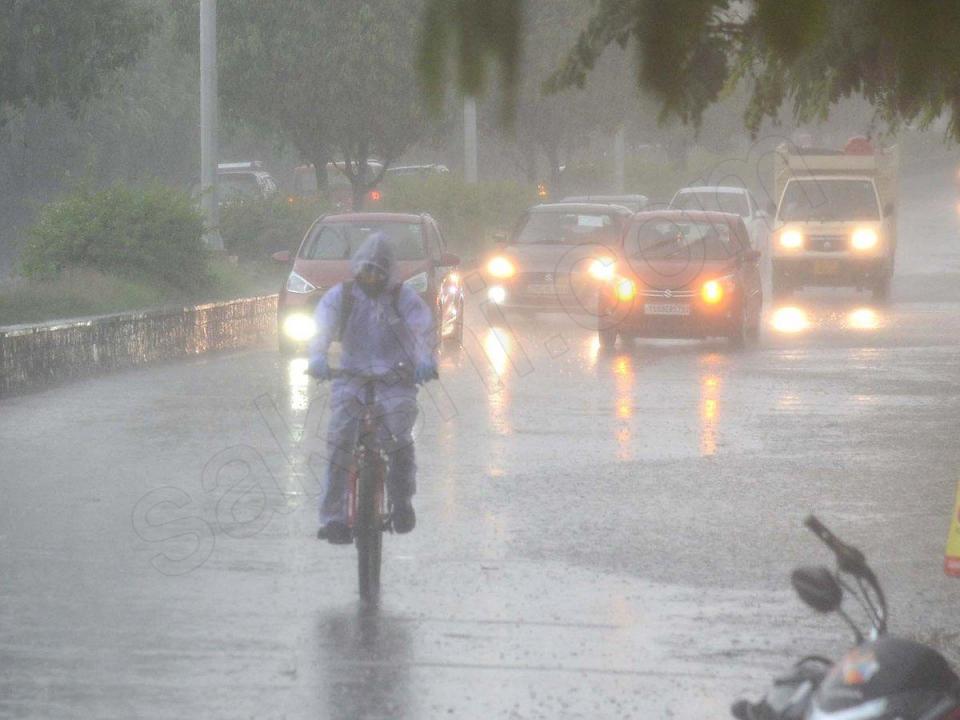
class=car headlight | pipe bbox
[851,227,879,251]
[404,271,429,293]
[615,277,637,302]
[286,271,316,294]
[779,229,803,249]
[589,256,616,282]
[701,275,735,305]
[282,313,317,342]
[487,256,516,279]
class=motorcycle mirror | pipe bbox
[791,566,843,614]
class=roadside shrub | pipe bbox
[21,183,209,292]
[383,176,537,259]
[219,195,329,260]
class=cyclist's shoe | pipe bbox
[316,521,353,545]
[392,500,416,534]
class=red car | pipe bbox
[272,212,464,355]
[597,210,763,348]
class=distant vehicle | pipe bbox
[597,210,763,349]
[217,161,279,203]
[291,161,386,210]
[271,212,463,355]
[385,164,450,178]
[670,186,770,255]
[483,203,633,315]
[562,194,649,212]
[771,141,898,301]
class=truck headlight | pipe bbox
[779,229,804,249]
[282,313,317,342]
[851,227,879,251]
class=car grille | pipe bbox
[807,235,847,252]
[640,289,696,298]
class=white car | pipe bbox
[669,186,772,255]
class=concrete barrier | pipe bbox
[0,295,278,397]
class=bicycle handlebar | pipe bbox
[327,365,415,384]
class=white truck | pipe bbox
[771,142,898,300]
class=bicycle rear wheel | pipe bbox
[355,462,383,604]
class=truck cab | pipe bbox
[771,142,898,301]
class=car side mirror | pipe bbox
[492,231,508,245]
[884,202,895,217]
[272,250,291,264]
[744,249,762,263]
[791,566,842,614]
[439,252,460,267]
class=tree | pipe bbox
[177,0,429,209]
[420,0,960,142]
[0,0,155,123]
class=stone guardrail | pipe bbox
[0,294,278,397]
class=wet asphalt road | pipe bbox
[2,162,960,718]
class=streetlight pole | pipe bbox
[464,96,478,184]
[200,0,223,249]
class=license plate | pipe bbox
[814,260,840,275]
[644,303,691,316]
[525,283,555,295]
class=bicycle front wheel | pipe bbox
[355,462,383,604]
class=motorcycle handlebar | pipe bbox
[804,515,868,575]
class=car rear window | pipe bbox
[300,222,426,261]
[626,218,737,261]
[672,191,749,217]
[515,211,620,245]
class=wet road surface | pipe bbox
[2,162,960,718]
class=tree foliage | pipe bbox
[176,0,429,208]
[0,0,155,122]
[421,0,960,142]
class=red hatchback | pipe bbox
[597,210,763,348]
[273,213,464,355]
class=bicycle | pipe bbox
[326,365,414,604]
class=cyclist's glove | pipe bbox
[306,355,330,380]
[414,361,438,385]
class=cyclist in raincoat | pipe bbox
[307,232,437,544]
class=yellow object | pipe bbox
[945,478,960,576]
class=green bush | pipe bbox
[21,183,209,291]
[382,176,538,260]
[219,195,330,260]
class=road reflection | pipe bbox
[286,357,311,412]
[612,353,634,460]
[317,608,413,720]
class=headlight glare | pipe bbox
[615,277,637,302]
[779,229,803,249]
[851,227,879,251]
[487,256,516,279]
[589,256,616,282]
[282,313,317,342]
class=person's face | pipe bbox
[357,264,388,296]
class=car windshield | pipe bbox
[672,191,749,217]
[626,218,736,261]
[300,222,426,261]
[219,174,260,199]
[778,179,880,221]
[515,211,619,245]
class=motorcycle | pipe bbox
[732,516,960,720]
